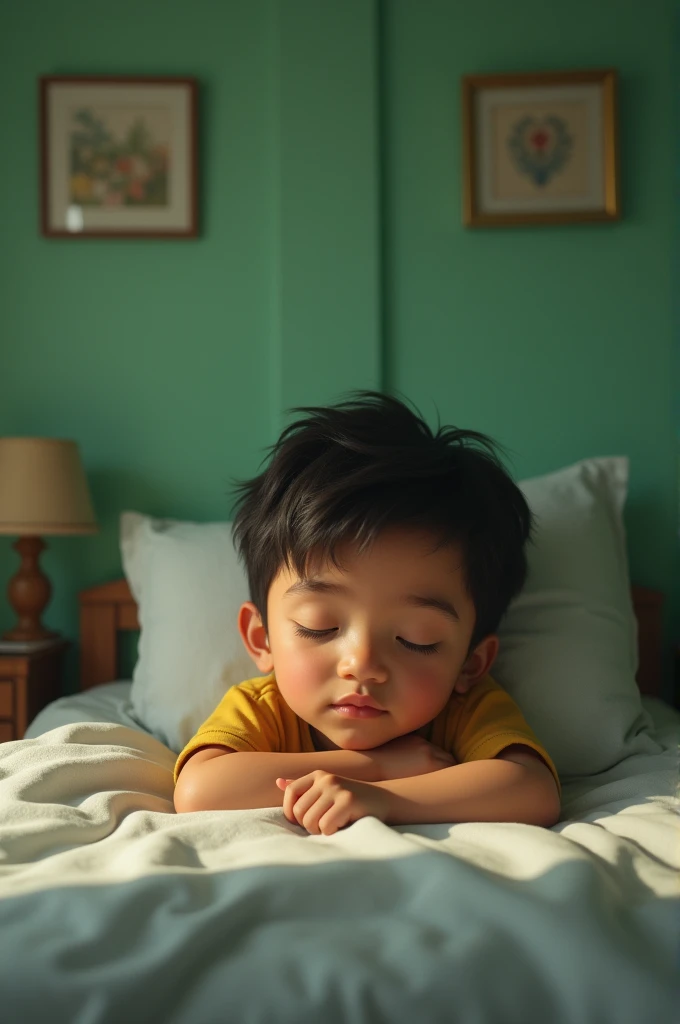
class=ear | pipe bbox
[452,634,499,695]
[238,602,274,674]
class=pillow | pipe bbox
[121,512,257,753]
[494,456,658,778]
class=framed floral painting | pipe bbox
[40,76,198,238]
[462,69,619,227]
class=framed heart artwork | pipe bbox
[462,69,619,227]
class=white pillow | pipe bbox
[495,456,657,778]
[121,512,257,753]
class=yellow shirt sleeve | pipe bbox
[450,675,561,795]
[174,676,283,784]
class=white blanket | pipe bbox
[1,705,678,1024]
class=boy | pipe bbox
[174,391,560,835]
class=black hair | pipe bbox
[231,390,533,651]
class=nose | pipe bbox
[336,630,389,685]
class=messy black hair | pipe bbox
[231,391,533,652]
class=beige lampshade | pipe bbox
[0,438,98,536]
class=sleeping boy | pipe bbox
[173,391,560,835]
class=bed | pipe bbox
[0,563,675,1024]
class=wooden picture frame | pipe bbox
[40,75,198,239]
[462,69,620,227]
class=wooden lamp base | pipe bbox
[2,536,60,643]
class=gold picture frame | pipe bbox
[462,69,620,227]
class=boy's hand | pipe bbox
[370,733,457,781]
[276,772,390,836]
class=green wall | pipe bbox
[1,0,677,697]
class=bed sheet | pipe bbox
[24,680,143,738]
[2,688,679,1024]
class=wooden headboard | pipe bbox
[79,579,665,697]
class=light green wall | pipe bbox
[1,0,677,696]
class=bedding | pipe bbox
[3,686,679,1024]
[24,680,141,737]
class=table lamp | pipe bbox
[0,438,98,642]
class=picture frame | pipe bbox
[40,75,198,239]
[462,69,619,227]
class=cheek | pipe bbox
[267,629,329,707]
[406,662,445,688]
[403,664,454,714]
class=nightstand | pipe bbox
[0,640,68,741]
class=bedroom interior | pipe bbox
[0,1,678,1022]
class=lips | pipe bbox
[333,694,384,711]
[331,694,386,719]
[331,704,385,719]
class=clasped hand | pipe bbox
[276,733,457,836]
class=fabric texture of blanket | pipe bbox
[0,704,678,1024]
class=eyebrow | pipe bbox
[283,579,459,622]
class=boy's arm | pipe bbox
[174,746,382,813]
[374,746,560,827]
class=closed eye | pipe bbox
[397,637,440,656]
[294,624,440,656]
[293,624,337,640]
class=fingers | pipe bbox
[302,793,337,835]
[277,776,302,823]
[276,773,339,835]
[288,782,321,826]
[291,782,336,834]
[277,774,320,829]
[317,794,352,836]
[279,784,294,823]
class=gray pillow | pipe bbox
[495,457,659,778]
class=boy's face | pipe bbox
[248,525,497,751]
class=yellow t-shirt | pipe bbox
[174,672,560,794]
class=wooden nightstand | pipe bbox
[0,640,68,741]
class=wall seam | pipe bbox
[376,0,390,394]
[268,0,283,442]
